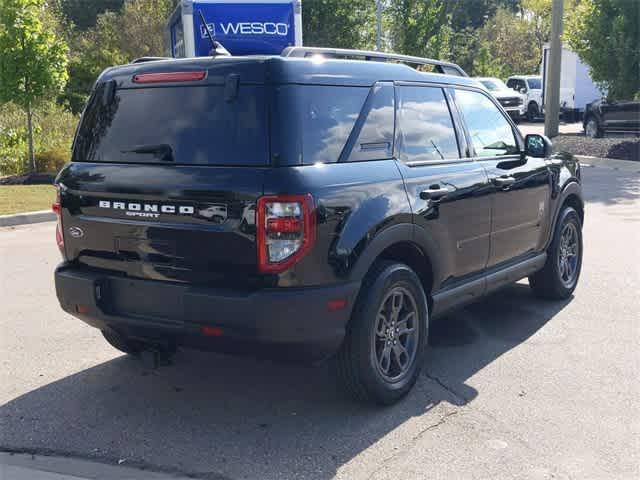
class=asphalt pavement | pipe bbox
[1,165,639,480]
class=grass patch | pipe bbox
[0,185,56,215]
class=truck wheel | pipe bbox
[102,329,142,355]
[529,207,583,300]
[526,102,539,122]
[332,261,428,405]
[585,117,602,138]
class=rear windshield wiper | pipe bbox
[122,144,174,162]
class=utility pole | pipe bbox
[376,0,382,51]
[544,0,564,138]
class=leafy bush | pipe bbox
[0,102,77,176]
[0,104,28,175]
[35,148,69,173]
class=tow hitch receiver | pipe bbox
[140,348,174,370]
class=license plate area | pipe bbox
[105,277,184,324]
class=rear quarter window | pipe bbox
[273,85,374,165]
[297,86,370,164]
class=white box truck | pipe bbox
[166,0,303,58]
[541,43,603,121]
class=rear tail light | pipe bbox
[256,194,316,273]
[52,187,65,258]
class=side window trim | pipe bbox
[450,85,524,159]
[444,87,472,158]
[394,83,470,167]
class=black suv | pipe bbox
[583,97,640,138]
[54,47,584,405]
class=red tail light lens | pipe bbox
[132,71,206,84]
[52,187,65,258]
[256,194,316,273]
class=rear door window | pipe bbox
[396,85,460,163]
[73,83,269,166]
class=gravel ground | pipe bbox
[553,134,640,161]
[518,121,639,162]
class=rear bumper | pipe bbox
[55,264,360,363]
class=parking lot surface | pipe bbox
[1,166,639,480]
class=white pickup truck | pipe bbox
[476,77,526,121]
[507,75,543,122]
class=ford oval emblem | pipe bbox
[68,226,84,238]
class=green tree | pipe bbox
[444,0,522,31]
[448,27,481,74]
[55,0,124,31]
[565,0,640,99]
[472,42,506,77]
[60,0,174,113]
[520,0,552,58]
[302,0,376,49]
[475,7,539,77]
[0,0,69,171]
[387,0,452,60]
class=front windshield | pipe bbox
[527,78,542,89]
[480,79,508,91]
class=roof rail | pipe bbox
[281,46,468,77]
[131,57,172,64]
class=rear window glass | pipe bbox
[73,83,269,166]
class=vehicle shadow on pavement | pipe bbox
[0,283,571,480]
[582,167,640,206]
[426,283,572,404]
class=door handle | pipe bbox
[419,186,449,200]
[493,176,516,188]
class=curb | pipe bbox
[576,155,640,172]
[0,210,55,227]
[0,452,193,480]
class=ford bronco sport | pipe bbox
[54,47,584,405]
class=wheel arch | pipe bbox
[563,192,584,226]
[348,224,440,313]
[546,183,584,250]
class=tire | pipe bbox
[102,329,142,355]
[529,207,583,300]
[332,261,429,405]
[526,102,539,122]
[585,116,602,138]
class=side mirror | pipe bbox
[519,87,527,94]
[525,134,552,158]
